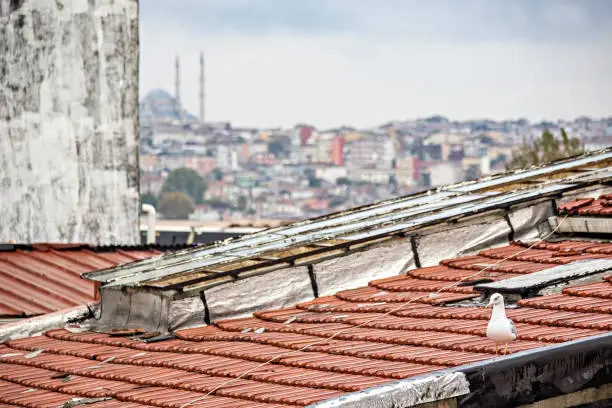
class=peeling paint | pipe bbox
[0,0,139,245]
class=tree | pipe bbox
[506,128,584,170]
[205,198,233,210]
[412,137,425,160]
[158,192,195,219]
[267,140,285,158]
[303,167,322,187]
[336,177,351,186]
[212,168,224,181]
[160,167,207,204]
[140,192,157,208]
[478,134,494,145]
[236,195,248,212]
[329,197,347,208]
[308,176,322,188]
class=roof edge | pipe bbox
[307,372,469,408]
[0,243,199,252]
[458,331,612,376]
[309,333,612,408]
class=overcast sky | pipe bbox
[140,0,612,128]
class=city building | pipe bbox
[2,151,612,407]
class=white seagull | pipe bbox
[486,293,517,355]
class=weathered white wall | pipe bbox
[0,0,140,245]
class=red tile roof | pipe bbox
[0,240,611,407]
[559,195,612,216]
[0,244,166,318]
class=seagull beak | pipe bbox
[486,300,493,308]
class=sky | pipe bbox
[140,0,612,129]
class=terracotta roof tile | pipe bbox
[0,244,180,318]
[369,277,476,294]
[334,286,478,304]
[1,240,611,407]
[559,197,612,216]
[407,265,523,281]
[562,281,612,299]
[441,256,556,273]
[558,198,594,213]
[518,294,612,314]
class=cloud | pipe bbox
[141,0,612,42]
[139,1,612,128]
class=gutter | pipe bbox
[308,333,612,408]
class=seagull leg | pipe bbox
[504,344,509,355]
[495,344,498,355]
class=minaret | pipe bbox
[175,55,183,125]
[199,52,205,127]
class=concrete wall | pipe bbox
[0,0,140,245]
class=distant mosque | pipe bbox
[140,52,205,128]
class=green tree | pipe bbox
[267,140,285,158]
[412,137,425,160]
[478,134,494,145]
[303,167,322,187]
[140,192,157,208]
[336,177,351,186]
[329,197,347,208]
[160,167,207,204]
[236,195,248,212]
[506,128,584,170]
[158,192,195,219]
[205,198,233,210]
[212,168,224,181]
[308,177,322,188]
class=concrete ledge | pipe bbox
[549,216,612,235]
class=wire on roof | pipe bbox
[178,213,571,408]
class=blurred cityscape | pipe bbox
[139,57,612,222]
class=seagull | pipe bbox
[486,293,517,355]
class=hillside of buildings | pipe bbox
[139,90,612,222]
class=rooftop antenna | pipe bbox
[199,52,205,128]
[175,55,183,125]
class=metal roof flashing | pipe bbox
[88,190,596,291]
[306,372,470,408]
[85,202,539,333]
[0,304,97,342]
[307,332,612,408]
[83,150,612,292]
[70,152,612,334]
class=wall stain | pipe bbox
[0,0,140,245]
[9,0,24,13]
